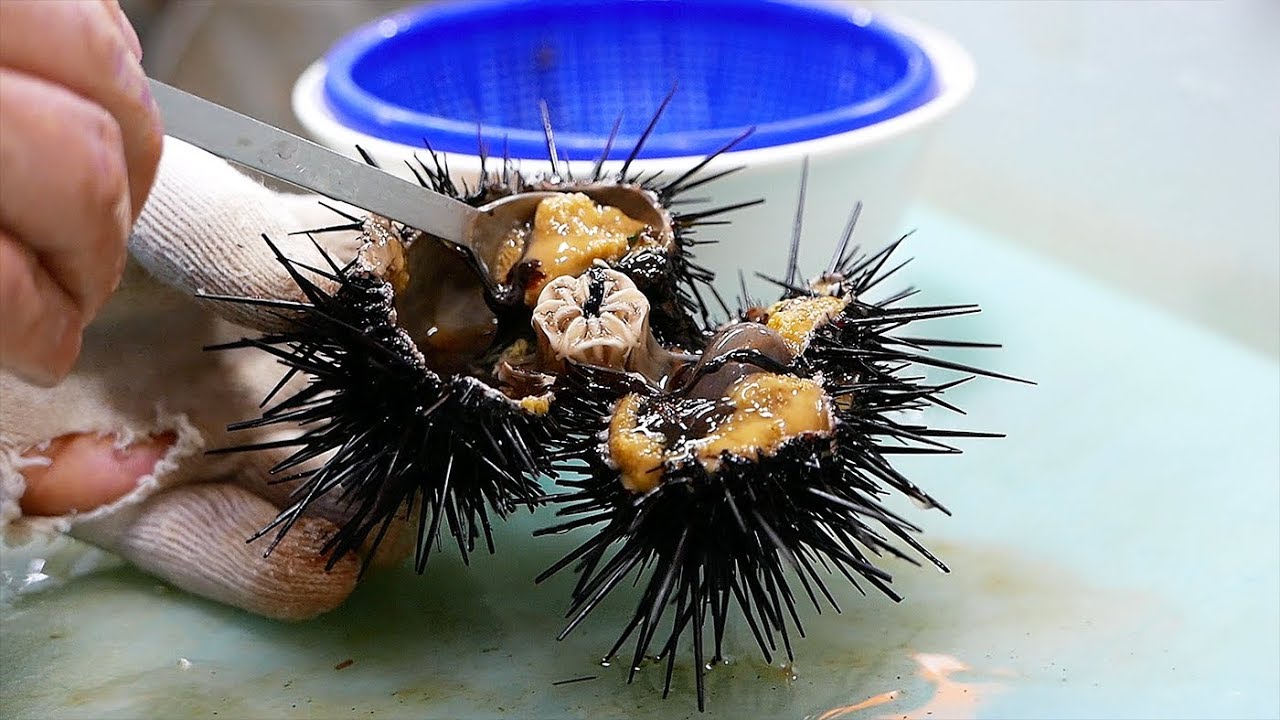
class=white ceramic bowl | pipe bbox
[292,9,974,302]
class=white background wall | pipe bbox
[865,0,1279,357]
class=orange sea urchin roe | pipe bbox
[696,373,833,468]
[497,193,649,304]
[607,374,834,495]
[519,394,553,415]
[765,296,848,354]
[608,393,667,494]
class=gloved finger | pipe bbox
[234,440,418,572]
[1,336,406,615]
[0,292,256,541]
[0,310,392,617]
[73,482,360,621]
[0,0,162,220]
[0,231,83,386]
[17,431,175,517]
[130,137,365,333]
[0,69,130,326]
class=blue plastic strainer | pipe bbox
[322,0,936,159]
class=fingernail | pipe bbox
[112,1,144,61]
[139,80,161,127]
[32,310,83,386]
[116,192,131,233]
[115,44,142,93]
[125,25,143,62]
[61,306,84,346]
[111,250,127,293]
[92,195,132,314]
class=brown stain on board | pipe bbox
[884,652,1006,720]
[813,652,1007,720]
[801,536,1177,720]
[816,690,902,719]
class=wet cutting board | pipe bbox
[2,206,1276,719]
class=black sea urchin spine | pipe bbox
[537,203,1027,711]
[538,373,965,710]
[204,234,550,571]
[199,89,760,573]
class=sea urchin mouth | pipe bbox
[533,264,651,371]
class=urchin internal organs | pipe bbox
[532,264,652,369]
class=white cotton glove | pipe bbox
[0,137,409,620]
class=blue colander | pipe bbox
[321,0,936,159]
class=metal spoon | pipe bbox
[150,79,670,279]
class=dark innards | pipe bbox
[204,97,1025,711]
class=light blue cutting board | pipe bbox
[2,206,1277,719]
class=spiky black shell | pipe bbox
[204,94,759,572]
[198,87,1023,713]
[537,203,1024,710]
[205,237,551,570]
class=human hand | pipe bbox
[1,138,408,620]
[0,0,164,386]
